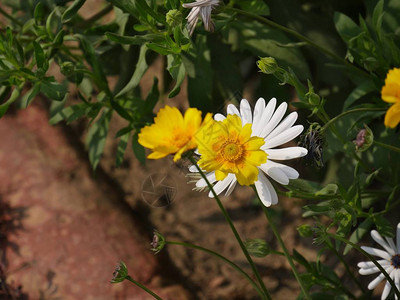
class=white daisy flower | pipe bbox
[182,0,219,36]
[358,223,400,300]
[190,97,308,207]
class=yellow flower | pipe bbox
[381,67,400,128]
[196,114,268,186]
[139,106,212,162]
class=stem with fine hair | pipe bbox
[167,241,266,299]
[253,187,311,300]
[188,156,272,300]
[125,276,162,300]
[329,233,400,299]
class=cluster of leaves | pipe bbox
[1,0,400,299]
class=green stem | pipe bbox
[125,276,162,300]
[167,241,265,298]
[0,7,23,26]
[329,233,400,299]
[223,6,368,78]
[325,242,363,292]
[374,140,400,153]
[253,188,311,300]
[321,107,386,132]
[188,156,272,300]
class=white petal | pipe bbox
[196,171,216,187]
[266,160,299,179]
[252,98,266,136]
[381,270,395,300]
[361,246,392,260]
[386,237,397,254]
[240,99,253,125]
[255,173,272,207]
[265,147,308,160]
[214,113,226,121]
[254,97,277,137]
[189,165,198,172]
[395,270,400,300]
[227,103,241,118]
[266,112,298,140]
[260,162,289,185]
[358,260,390,268]
[263,125,304,149]
[397,223,400,253]
[260,102,287,138]
[359,266,382,275]
[225,176,237,196]
[371,230,396,256]
[368,273,386,290]
[183,0,218,8]
[208,175,234,197]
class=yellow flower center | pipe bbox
[173,130,191,148]
[221,141,244,162]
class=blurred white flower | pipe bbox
[190,97,308,207]
[358,223,400,300]
[182,0,219,36]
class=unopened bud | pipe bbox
[297,224,314,237]
[257,57,279,74]
[111,261,128,283]
[244,238,270,258]
[166,9,183,27]
[60,61,74,76]
[151,229,166,254]
[353,125,373,152]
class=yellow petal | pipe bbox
[246,149,268,166]
[236,164,259,186]
[147,151,169,159]
[184,108,202,132]
[384,102,400,128]
[385,68,400,86]
[215,170,228,181]
[238,123,252,142]
[381,82,400,103]
[245,136,265,151]
[154,106,184,131]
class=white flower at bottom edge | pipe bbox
[182,0,219,36]
[358,223,400,300]
[189,97,308,207]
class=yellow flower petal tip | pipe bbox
[381,67,400,128]
[138,106,211,161]
[196,114,268,186]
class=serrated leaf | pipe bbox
[86,110,111,170]
[343,218,373,255]
[116,133,129,167]
[62,0,86,22]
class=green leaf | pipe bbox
[374,215,394,238]
[40,80,68,101]
[86,110,111,170]
[132,132,145,165]
[167,55,185,98]
[133,0,166,25]
[20,82,41,109]
[34,2,45,23]
[372,0,384,36]
[116,133,129,167]
[315,184,338,196]
[334,12,362,43]
[33,41,46,69]
[144,77,160,114]
[0,86,21,118]
[343,80,375,110]
[106,32,164,45]
[46,9,61,39]
[110,100,133,121]
[116,45,148,97]
[292,249,311,271]
[286,179,320,194]
[147,43,176,55]
[343,218,373,255]
[115,126,132,138]
[62,0,86,23]
[234,0,269,15]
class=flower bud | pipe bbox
[298,123,324,168]
[257,57,279,74]
[297,224,314,237]
[60,61,74,76]
[244,238,270,258]
[151,230,166,254]
[353,125,373,152]
[111,261,128,283]
[166,9,183,27]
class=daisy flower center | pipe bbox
[391,254,400,268]
[221,141,244,162]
